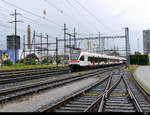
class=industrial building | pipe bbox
[143,30,150,54]
[0,35,21,63]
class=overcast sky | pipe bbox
[0,0,150,55]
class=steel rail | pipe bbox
[0,68,69,78]
[0,67,69,74]
[129,71,150,99]
[0,69,69,85]
[84,72,113,112]
[98,74,122,112]
[0,66,121,85]
[122,74,143,112]
[0,66,120,85]
[0,69,110,103]
[36,74,111,112]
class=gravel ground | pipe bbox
[0,76,100,112]
[134,66,150,90]
[0,68,110,112]
[0,69,100,90]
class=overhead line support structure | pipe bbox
[58,28,130,63]
[23,31,58,66]
[9,9,23,63]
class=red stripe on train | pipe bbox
[70,60,78,63]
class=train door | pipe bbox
[78,55,85,66]
[92,56,95,66]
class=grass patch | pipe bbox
[127,65,139,72]
[0,64,68,71]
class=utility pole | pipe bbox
[137,38,139,53]
[124,27,130,64]
[23,35,25,64]
[98,32,101,54]
[102,36,104,54]
[63,23,67,65]
[78,42,80,48]
[73,28,77,48]
[47,35,49,66]
[56,37,58,67]
[69,34,72,58]
[137,38,140,65]
[9,9,23,63]
[40,33,43,65]
[33,31,36,54]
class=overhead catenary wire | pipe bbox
[0,9,61,37]
[0,4,59,31]
[0,0,75,42]
[65,0,106,50]
[44,0,94,33]
[0,5,60,39]
[1,0,63,29]
[74,0,114,34]
[65,0,100,32]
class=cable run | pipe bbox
[74,0,113,34]
[1,0,63,29]
[44,0,94,33]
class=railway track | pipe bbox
[0,67,113,104]
[0,66,121,85]
[36,73,112,112]
[100,76,138,112]
[0,67,69,73]
[38,69,150,112]
[0,67,69,84]
[123,71,150,112]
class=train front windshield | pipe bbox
[70,54,80,60]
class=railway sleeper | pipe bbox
[105,103,134,107]
[104,108,136,112]
[108,95,128,98]
[139,104,150,108]
[106,100,130,104]
[55,106,86,112]
[88,89,105,92]
[54,109,81,112]
[74,99,96,102]
[108,98,129,101]
[110,91,127,94]
[65,104,88,108]
[77,96,98,100]
[138,101,150,104]
[104,105,135,110]
[142,108,150,112]
[73,99,95,103]
[87,91,103,94]
[68,101,92,105]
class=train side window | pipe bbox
[80,56,84,61]
[88,57,91,61]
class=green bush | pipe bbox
[16,59,25,64]
[2,60,13,66]
[56,57,61,64]
[130,54,149,65]
[42,58,53,64]
[25,58,37,65]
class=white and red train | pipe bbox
[69,51,126,70]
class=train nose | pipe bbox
[70,60,78,63]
